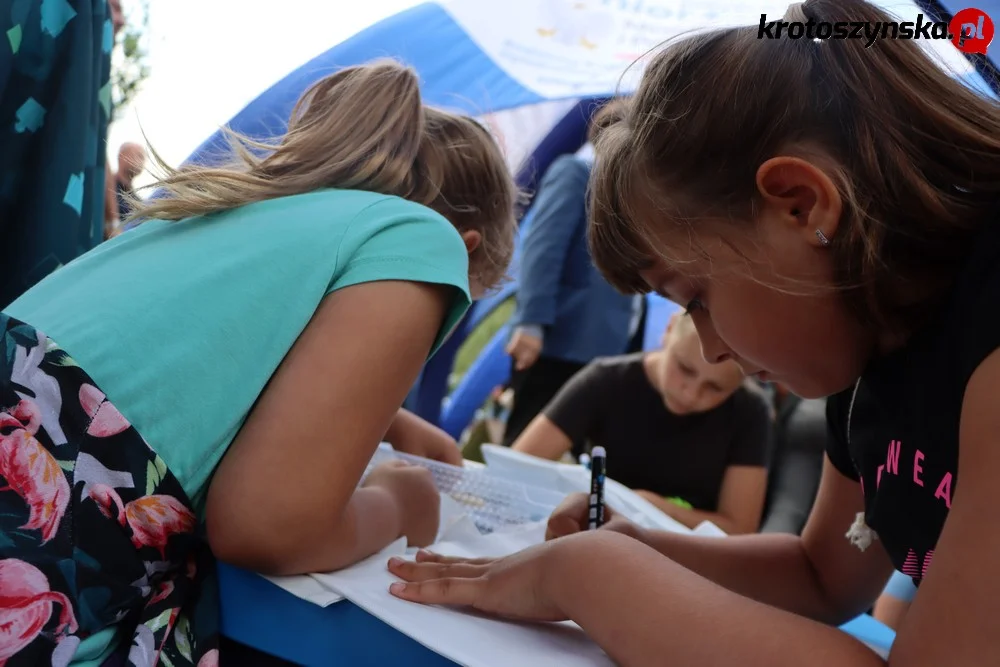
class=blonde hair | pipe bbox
[589,0,1000,334]
[130,59,519,289]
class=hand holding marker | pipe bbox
[588,446,606,530]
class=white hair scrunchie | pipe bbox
[846,512,878,551]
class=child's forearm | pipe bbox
[545,532,885,667]
[624,527,850,623]
[266,487,403,576]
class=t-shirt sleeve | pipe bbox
[824,389,860,481]
[327,198,472,358]
[543,361,610,446]
[726,386,773,467]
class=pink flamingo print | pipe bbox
[0,559,78,665]
[86,484,196,559]
[0,400,71,543]
[79,384,130,438]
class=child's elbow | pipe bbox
[206,505,292,575]
[204,484,319,576]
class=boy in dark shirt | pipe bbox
[512,313,772,534]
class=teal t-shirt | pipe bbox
[8,189,470,501]
[5,189,471,665]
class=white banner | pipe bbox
[444,0,791,98]
[441,0,975,99]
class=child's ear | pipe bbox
[461,230,482,255]
[755,156,841,245]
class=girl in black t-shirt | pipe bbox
[384,1,1000,664]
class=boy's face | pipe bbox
[655,318,745,415]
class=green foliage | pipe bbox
[451,297,515,384]
[111,0,151,122]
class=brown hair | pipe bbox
[588,97,630,145]
[130,59,518,289]
[589,0,1000,333]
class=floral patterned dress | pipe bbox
[0,316,220,666]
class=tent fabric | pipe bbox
[175,0,1000,432]
[185,1,998,172]
[186,3,544,166]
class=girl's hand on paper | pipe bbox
[363,460,441,547]
[386,541,568,622]
[545,492,641,541]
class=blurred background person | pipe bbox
[113,141,147,226]
[512,313,772,534]
[502,99,640,446]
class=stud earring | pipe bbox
[815,229,831,247]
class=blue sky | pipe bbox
[108,0,421,183]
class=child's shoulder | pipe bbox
[587,353,647,384]
[244,189,445,224]
[230,189,460,251]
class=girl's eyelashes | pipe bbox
[684,298,704,314]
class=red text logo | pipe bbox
[950,8,994,54]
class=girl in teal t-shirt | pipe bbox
[0,60,517,666]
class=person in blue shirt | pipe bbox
[0,60,517,666]
[502,100,639,446]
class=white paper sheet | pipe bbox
[480,444,725,535]
[692,521,728,538]
[258,570,348,608]
[262,446,723,610]
[314,522,615,667]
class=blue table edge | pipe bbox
[217,562,897,665]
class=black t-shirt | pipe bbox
[544,353,772,511]
[826,221,1000,586]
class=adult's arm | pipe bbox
[515,156,589,328]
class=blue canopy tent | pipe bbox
[180,0,1000,440]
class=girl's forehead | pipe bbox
[645,225,760,278]
[640,242,730,286]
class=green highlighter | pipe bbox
[666,496,693,510]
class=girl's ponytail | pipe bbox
[259,61,425,195]
[131,60,428,222]
[130,59,519,294]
